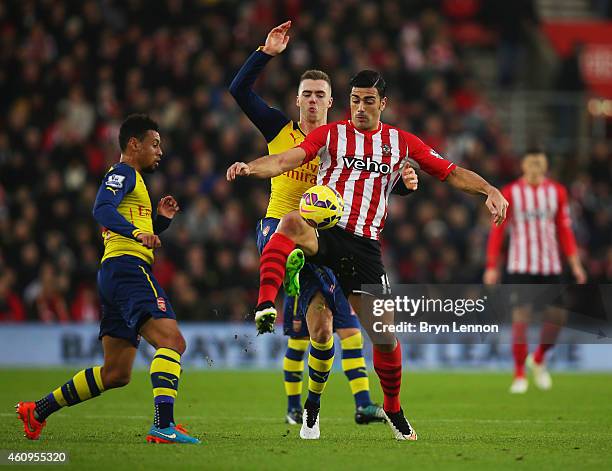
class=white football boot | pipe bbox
[527,354,552,390]
[509,376,528,394]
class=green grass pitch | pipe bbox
[1,369,611,470]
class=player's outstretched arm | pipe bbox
[226,147,307,181]
[228,21,291,142]
[261,20,291,56]
[446,166,509,225]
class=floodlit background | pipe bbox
[0,0,610,370]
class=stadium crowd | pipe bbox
[0,0,610,323]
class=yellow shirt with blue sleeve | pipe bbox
[229,49,319,219]
[93,162,160,265]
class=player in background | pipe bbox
[484,149,586,393]
[229,21,417,431]
[16,115,200,444]
[227,70,508,440]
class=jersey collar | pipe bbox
[347,120,382,137]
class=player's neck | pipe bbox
[524,175,545,186]
[349,119,381,133]
[299,118,326,135]
[120,155,142,173]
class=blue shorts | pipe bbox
[256,218,360,338]
[97,255,175,348]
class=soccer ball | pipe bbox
[299,185,344,230]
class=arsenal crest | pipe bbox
[157,297,167,312]
[262,225,270,237]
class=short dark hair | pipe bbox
[349,70,386,98]
[523,146,546,158]
[300,69,332,89]
[118,114,159,152]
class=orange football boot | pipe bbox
[16,402,47,440]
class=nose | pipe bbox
[357,102,365,112]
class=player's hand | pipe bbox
[136,232,161,249]
[402,163,418,191]
[157,195,180,219]
[485,186,509,226]
[261,21,291,56]
[226,162,251,181]
[571,264,587,284]
[483,267,500,285]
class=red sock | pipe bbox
[257,233,295,305]
[373,341,402,413]
[533,322,562,364]
[512,322,528,378]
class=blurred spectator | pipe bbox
[0,1,609,325]
[0,271,26,322]
[70,284,100,323]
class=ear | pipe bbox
[380,96,387,112]
[296,94,300,107]
[128,136,141,152]
[327,96,333,109]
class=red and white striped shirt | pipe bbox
[299,120,456,239]
[486,177,578,275]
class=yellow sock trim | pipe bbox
[153,387,178,398]
[151,357,181,378]
[340,332,363,350]
[308,356,334,373]
[342,357,366,372]
[287,338,309,351]
[283,358,304,372]
[285,381,302,396]
[93,366,105,392]
[72,370,90,401]
[349,377,370,394]
[156,348,181,362]
[308,379,325,394]
[310,337,334,351]
[52,388,67,407]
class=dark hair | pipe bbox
[300,69,332,89]
[118,114,159,151]
[349,70,386,98]
[523,146,546,158]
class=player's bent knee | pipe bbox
[159,332,186,355]
[336,327,360,339]
[310,327,333,344]
[277,211,307,239]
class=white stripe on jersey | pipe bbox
[354,131,381,236]
[523,185,540,274]
[371,128,400,239]
[547,184,562,273]
[321,124,346,188]
[511,184,528,273]
[536,185,551,275]
[506,180,564,275]
[317,129,333,178]
[337,132,365,230]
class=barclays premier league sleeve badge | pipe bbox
[106,174,126,189]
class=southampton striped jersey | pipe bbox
[298,120,456,239]
[486,177,578,275]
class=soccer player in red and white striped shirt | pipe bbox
[484,149,586,393]
[228,70,508,440]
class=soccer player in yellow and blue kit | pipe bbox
[229,22,416,432]
[16,115,199,444]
